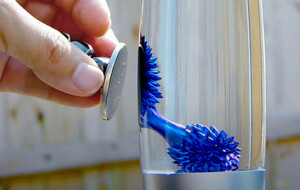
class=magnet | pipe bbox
[63,33,127,120]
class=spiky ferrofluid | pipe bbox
[139,35,242,173]
[140,36,163,119]
[168,124,241,172]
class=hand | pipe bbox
[0,0,118,107]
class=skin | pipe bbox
[0,0,118,107]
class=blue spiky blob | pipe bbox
[168,124,241,172]
[139,35,242,173]
[139,36,163,122]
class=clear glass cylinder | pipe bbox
[138,0,266,175]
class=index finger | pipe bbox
[18,0,111,37]
[57,0,111,37]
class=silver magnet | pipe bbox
[62,33,127,120]
[94,44,127,120]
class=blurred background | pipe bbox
[0,0,299,189]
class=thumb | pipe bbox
[0,1,104,97]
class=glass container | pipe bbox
[138,0,266,189]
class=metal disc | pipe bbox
[100,43,127,120]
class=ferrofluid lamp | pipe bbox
[138,0,266,189]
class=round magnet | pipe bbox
[100,43,127,120]
[62,32,127,120]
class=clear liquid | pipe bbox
[139,127,180,174]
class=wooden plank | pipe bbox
[266,138,300,190]
[0,161,142,190]
[0,137,139,177]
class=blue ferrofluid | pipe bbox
[139,35,241,173]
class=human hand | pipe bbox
[0,0,118,107]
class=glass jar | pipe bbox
[138,0,266,188]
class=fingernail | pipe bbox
[72,62,104,94]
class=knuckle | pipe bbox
[44,33,70,67]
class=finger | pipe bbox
[24,1,58,26]
[53,0,77,13]
[0,1,104,97]
[0,57,100,107]
[85,29,119,57]
[16,0,27,6]
[53,11,85,40]
[21,1,85,39]
[71,0,111,36]
[21,0,111,38]
[54,0,111,37]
